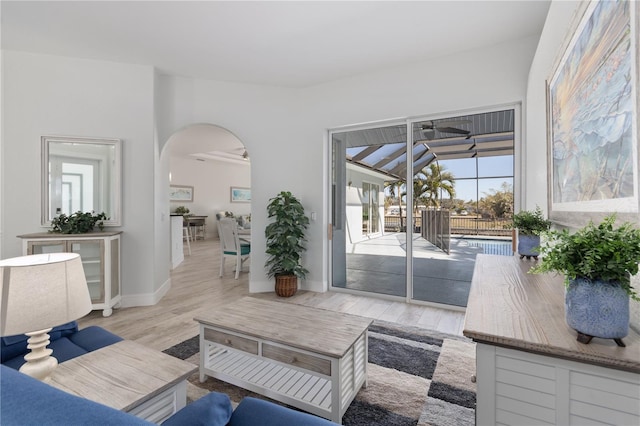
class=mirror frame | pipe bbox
[41,135,122,227]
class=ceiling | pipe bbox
[1,1,551,88]
[166,124,250,165]
[2,1,547,163]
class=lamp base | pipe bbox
[19,328,58,382]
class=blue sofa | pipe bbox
[0,323,337,425]
[1,321,122,370]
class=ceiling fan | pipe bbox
[421,119,472,138]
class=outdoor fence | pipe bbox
[384,214,512,237]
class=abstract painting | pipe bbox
[548,0,638,226]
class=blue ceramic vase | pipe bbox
[517,234,540,257]
[565,278,629,339]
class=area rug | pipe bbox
[163,320,476,426]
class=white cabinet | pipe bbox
[475,343,640,425]
[464,255,640,426]
[19,232,122,317]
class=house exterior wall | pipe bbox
[344,168,386,245]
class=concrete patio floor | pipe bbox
[335,233,512,308]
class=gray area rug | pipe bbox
[163,320,476,426]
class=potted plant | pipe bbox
[50,211,108,234]
[265,191,309,297]
[512,206,551,259]
[174,206,191,216]
[530,214,640,346]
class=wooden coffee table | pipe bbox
[48,340,197,423]
[195,297,373,424]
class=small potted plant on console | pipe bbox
[530,214,640,347]
[512,206,551,259]
[50,211,108,234]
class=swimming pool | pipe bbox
[454,237,513,256]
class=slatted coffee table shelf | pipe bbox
[195,298,372,424]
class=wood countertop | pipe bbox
[463,254,640,373]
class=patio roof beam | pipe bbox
[352,144,383,161]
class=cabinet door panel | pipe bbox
[27,241,65,255]
[69,240,105,303]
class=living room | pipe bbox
[2,1,639,425]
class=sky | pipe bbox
[437,155,514,202]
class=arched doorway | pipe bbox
[162,123,251,263]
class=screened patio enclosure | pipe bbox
[331,109,515,308]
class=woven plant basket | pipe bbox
[275,275,298,297]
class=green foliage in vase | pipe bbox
[511,206,552,235]
[174,206,190,216]
[264,191,309,279]
[530,214,640,301]
[50,211,108,234]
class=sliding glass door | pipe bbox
[330,123,407,297]
[330,109,515,308]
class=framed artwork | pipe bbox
[547,0,639,227]
[230,187,251,203]
[169,185,194,202]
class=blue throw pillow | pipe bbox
[163,392,233,426]
[1,321,79,363]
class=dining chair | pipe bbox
[217,218,250,279]
[182,226,191,256]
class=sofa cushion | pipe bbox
[1,321,79,363]
[69,325,123,352]
[229,397,338,426]
[0,364,151,426]
[4,337,90,370]
[163,391,233,426]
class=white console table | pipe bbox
[19,232,121,317]
[464,254,640,426]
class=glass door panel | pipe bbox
[70,240,104,303]
[331,124,407,298]
[27,241,65,255]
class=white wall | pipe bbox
[1,51,161,305]
[345,168,386,244]
[169,156,251,238]
[155,35,539,294]
[526,0,639,330]
[1,33,539,301]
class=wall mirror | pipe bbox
[42,136,122,226]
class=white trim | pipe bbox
[120,277,171,308]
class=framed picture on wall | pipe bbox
[546,0,639,227]
[230,187,251,203]
[169,185,194,202]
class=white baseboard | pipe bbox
[120,278,172,307]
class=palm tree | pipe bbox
[385,180,405,230]
[416,163,456,208]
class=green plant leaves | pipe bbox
[264,191,309,279]
[531,214,640,301]
[512,206,551,236]
[50,211,108,234]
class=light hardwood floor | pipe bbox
[79,238,466,352]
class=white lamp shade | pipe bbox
[0,253,92,336]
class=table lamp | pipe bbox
[0,252,92,382]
